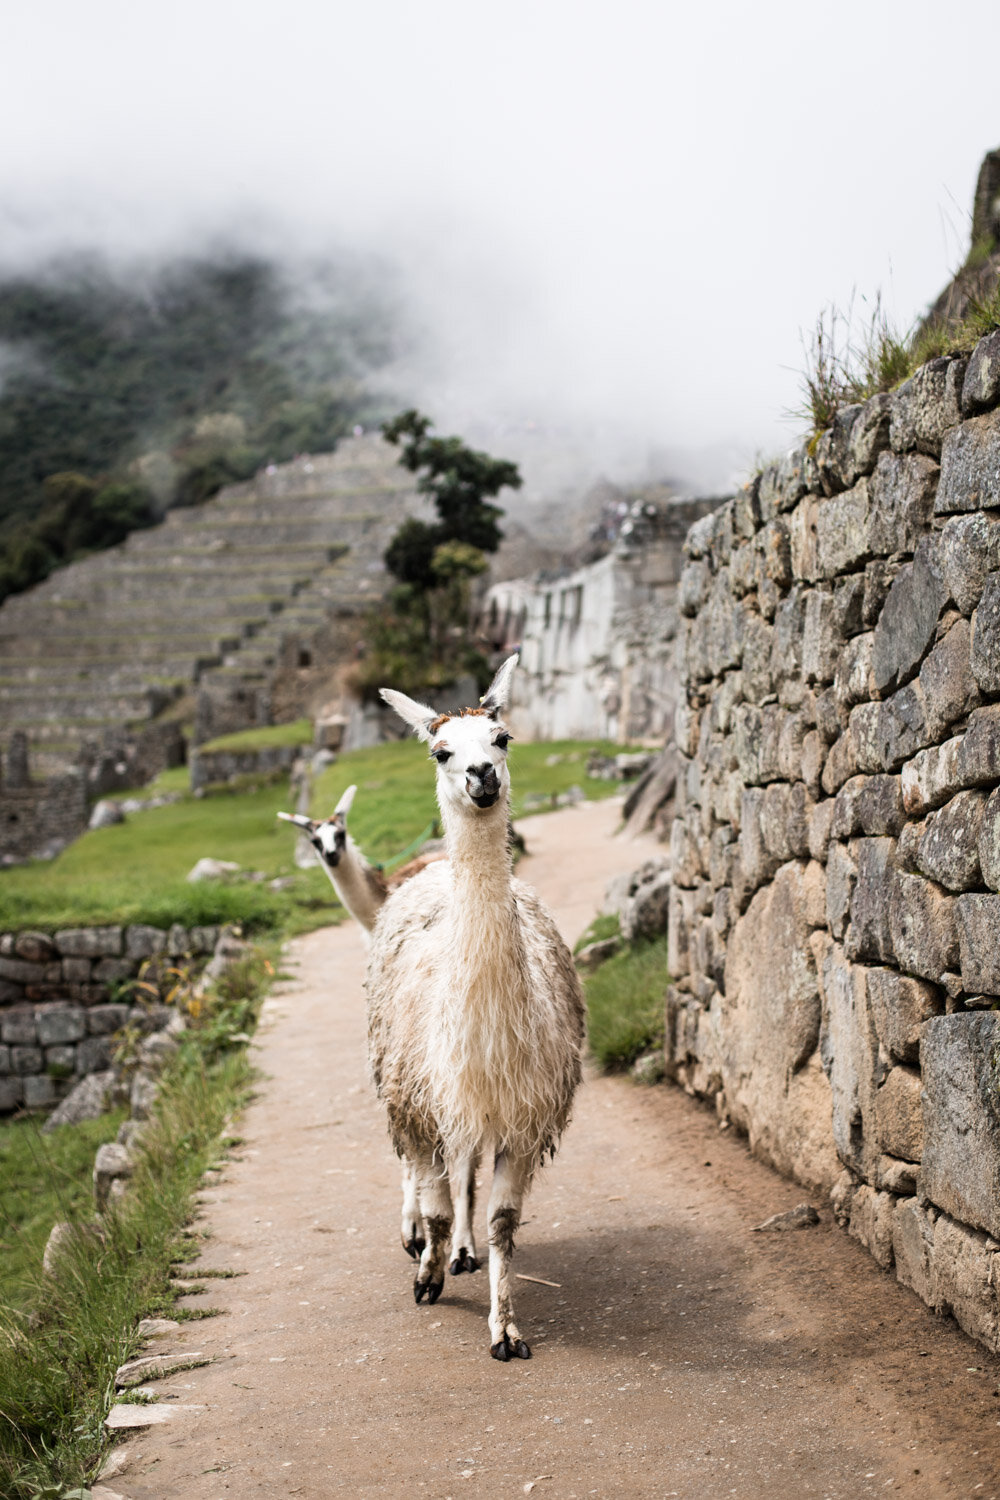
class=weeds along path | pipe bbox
[118,800,1000,1499]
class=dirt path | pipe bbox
[113,799,1000,1500]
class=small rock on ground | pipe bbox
[754,1202,821,1232]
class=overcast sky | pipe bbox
[3,0,999,490]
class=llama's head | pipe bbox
[380,655,518,817]
[276,783,356,867]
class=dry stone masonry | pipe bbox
[668,329,1000,1353]
[0,922,219,1112]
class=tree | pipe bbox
[354,412,522,698]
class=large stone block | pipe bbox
[848,393,892,478]
[919,617,980,738]
[738,787,781,895]
[76,1035,113,1074]
[846,702,882,776]
[888,357,961,457]
[977,788,1000,891]
[915,789,987,892]
[0,1007,37,1045]
[678,559,711,617]
[901,736,964,816]
[86,1003,131,1036]
[936,408,1000,513]
[770,587,806,681]
[846,838,897,965]
[35,1004,86,1046]
[125,925,169,961]
[845,1183,897,1269]
[11,1046,43,1075]
[868,450,941,551]
[875,1065,923,1161]
[740,613,774,704]
[955,894,1000,995]
[55,927,123,958]
[23,1074,57,1109]
[956,704,1000,786]
[760,781,810,862]
[825,841,857,940]
[871,537,947,694]
[760,519,792,588]
[732,702,783,785]
[892,1197,936,1307]
[971,572,1000,692]
[940,512,1000,614]
[801,589,839,685]
[931,1212,1000,1355]
[865,966,941,1065]
[830,775,904,839]
[815,479,871,579]
[667,884,695,979]
[889,871,958,982]
[961,329,1000,417]
[721,864,838,1192]
[834,632,874,711]
[821,730,859,796]
[0,957,49,985]
[14,932,57,963]
[875,682,934,772]
[920,1012,1000,1238]
[818,943,884,1175]
[669,817,703,887]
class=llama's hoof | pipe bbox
[490,1334,531,1361]
[414,1277,444,1305]
[449,1248,480,1275]
[402,1235,426,1261]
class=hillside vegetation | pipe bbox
[0,251,403,602]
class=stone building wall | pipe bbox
[481,495,723,743]
[667,329,1000,1352]
[0,922,218,1112]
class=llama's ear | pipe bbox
[333,783,357,820]
[480,653,519,718]
[379,688,438,742]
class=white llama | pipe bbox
[278,784,387,936]
[368,655,585,1362]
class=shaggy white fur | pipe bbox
[367,655,585,1361]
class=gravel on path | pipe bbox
[110,799,1000,1499]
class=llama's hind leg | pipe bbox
[487,1151,532,1362]
[400,1160,425,1260]
[448,1153,480,1275]
[412,1148,453,1305]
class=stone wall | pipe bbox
[188,741,302,791]
[0,923,219,1112]
[480,495,723,742]
[668,329,1000,1352]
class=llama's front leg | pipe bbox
[487,1151,532,1361]
[400,1159,425,1260]
[413,1149,453,1305]
[448,1153,480,1275]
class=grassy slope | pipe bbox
[0,956,271,1497]
[0,738,623,933]
[0,1109,127,1311]
[581,935,668,1070]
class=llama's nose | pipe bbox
[466,763,499,799]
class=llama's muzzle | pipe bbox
[466,763,500,808]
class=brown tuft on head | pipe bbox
[427,706,493,735]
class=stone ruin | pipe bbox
[667,326,1000,1352]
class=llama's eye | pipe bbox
[432,749,452,764]
[494,733,511,751]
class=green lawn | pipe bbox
[0,738,624,934]
[0,1109,127,1312]
[197,718,313,753]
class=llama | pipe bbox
[278,784,387,935]
[368,655,585,1362]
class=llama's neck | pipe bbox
[320,837,386,934]
[442,801,525,998]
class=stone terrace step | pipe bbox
[0,434,424,781]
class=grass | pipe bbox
[799,277,1000,438]
[0,949,273,1497]
[197,718,313,754]
[573,911,621,953]
[0,737,625,935]
[0,1110,128,1312]
[583,937,668,1071]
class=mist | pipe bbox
[3,0,999,495]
